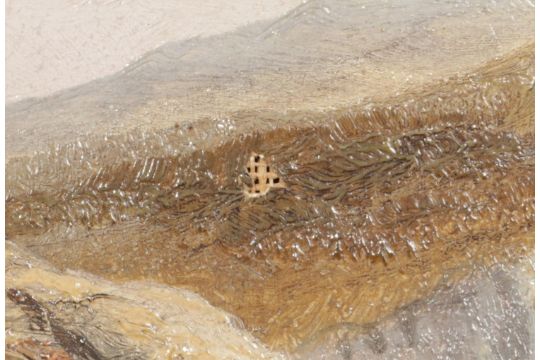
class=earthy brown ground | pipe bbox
[6,43,534,353]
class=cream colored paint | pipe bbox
[6,0,303,102]
[7,242,283,359]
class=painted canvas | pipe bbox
[5,1,534,358]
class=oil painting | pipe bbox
[5,0,535,358]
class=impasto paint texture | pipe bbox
[5,0,534,359]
